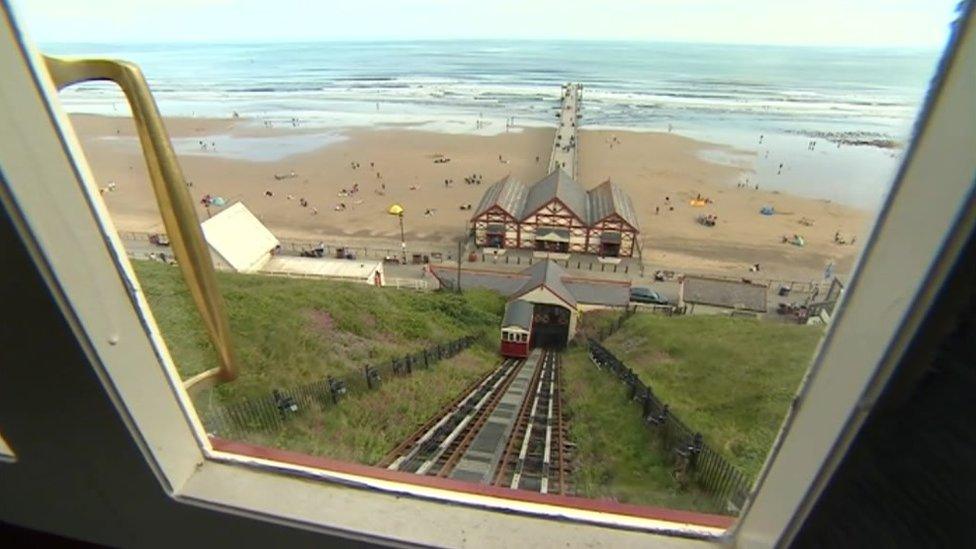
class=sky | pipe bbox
[13,0,962,48]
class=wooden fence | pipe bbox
[587,339,751,514]
[200,336,474,438]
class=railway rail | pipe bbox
[493,351,573,494]
[381,349,572,495]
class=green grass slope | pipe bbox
[562,346,719,512]
[132,260,505,462]
[600,314,823,480]
[134,260,503,398]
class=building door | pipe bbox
[600,241,621,257]
[535,240,569,253]
[600,232,622,257]
[487,232,504,247]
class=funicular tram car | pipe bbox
[500,300,533,358]
[500,297,573,358]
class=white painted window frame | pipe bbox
[1,2,973,546]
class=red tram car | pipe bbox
[500,300,533,358]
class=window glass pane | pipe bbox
[16,0,959,525]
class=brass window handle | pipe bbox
[44,55,239,388]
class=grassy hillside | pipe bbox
[133,260,503,399]
[132,260,506,462]
[241,346,499,464]
[562,347,719,512]
[599,314,823,480]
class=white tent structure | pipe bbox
[201,202,279,273]
[200,202,386,286]
[262,256,384,286]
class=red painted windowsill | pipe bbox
[210,437,736,530]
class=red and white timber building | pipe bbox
[470,168,640,257]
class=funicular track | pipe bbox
[382,349,573,495]
[493,350,573,494]
[380,357,525,473]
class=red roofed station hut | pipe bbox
[500,261,579,357]
[471,169,640,257]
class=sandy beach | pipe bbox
[70,114,873,281]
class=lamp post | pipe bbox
[456,237,463,293]
[388,204,406,264]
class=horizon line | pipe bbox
[37,37,945,51]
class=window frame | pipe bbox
[1,3,973,546]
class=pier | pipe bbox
[548,83,582,180]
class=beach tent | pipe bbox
[201,202,279,273]
[760,205,775,215]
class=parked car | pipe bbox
[629,287,670,305]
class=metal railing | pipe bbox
[200,336,475,437]
[587,339,751,514]
[124,230,834,296]
[119,230,456,265]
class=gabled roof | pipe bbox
[520,169,588,222]
[428,265,630,307]
[502,299,534,330]
[262,256,382,280]
[681,276,767,312]
[201,202,279,273]
[587,180,640,230]
[471,175,528,220]
[510,260,577,308]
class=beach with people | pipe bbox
[70,113,872,281]
[42,39,935,282]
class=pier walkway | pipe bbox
[548,83,582,180]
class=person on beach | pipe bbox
[759,134,764,144]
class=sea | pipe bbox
[42,41,946,209]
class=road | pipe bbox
[124,235,816,317]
